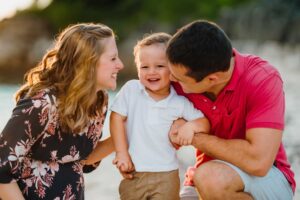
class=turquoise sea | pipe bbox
[0,84,19,131]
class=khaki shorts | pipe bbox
[119,169,180,200]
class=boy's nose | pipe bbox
[149,67,156,74]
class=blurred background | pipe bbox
[0,0,299,199]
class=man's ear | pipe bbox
[206,73,220,84]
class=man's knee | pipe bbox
[193,161,220,192]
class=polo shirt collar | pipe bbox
[137,80,175,107]
[224,49,246,92]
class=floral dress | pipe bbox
[0,89,107,199]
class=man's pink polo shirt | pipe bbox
[173,49,296,192]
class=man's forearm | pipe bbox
[192,129,281,177]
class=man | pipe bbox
[167,20,295,200]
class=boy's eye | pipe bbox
[141,66,148,69]
[111,57,116,61]
[157,65,165,68]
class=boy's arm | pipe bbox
[83,137,114,165]
[110,111,134,171]
[110,111,128,155]
[187,117,210,134]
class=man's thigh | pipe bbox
[222,162,293,199]
[180,160,293,200]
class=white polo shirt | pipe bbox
[110,80,203,172]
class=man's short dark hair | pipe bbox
[166,20,232,82]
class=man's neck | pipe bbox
[207,57,235,100]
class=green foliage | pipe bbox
[23,0,256,41]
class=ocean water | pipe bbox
[0,84,19,131]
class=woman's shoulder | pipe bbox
[17,88,57,109]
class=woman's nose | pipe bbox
[117,59,124,70]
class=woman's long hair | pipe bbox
[15,23,114,134]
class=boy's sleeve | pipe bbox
[0,95,51,183]
[110,81,132,116]
[181,97,204,121]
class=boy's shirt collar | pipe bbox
[137,80,176,108]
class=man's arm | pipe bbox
[192,127,282,176]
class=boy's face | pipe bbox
[136,44,170,95]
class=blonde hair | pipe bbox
[15,23,114,134]
[133,32,171,64]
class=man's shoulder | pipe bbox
[237,53,282,87]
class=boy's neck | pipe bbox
[145,87,170,101]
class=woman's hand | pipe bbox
[0,182,25,200]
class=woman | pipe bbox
[0,23,123,199]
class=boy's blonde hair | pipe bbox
[133,32,171,64]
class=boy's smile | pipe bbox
[136,44,171,99]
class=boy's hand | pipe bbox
[177,122,195,145]
[113,151,134,172]
[118,167,135,179]
[168,118,186,149]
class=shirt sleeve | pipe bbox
[83,100,108,173]
[0,96,50,183]
[246,74,285,130]
[181,97,204,121]
[110,81,132,116]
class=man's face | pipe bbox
[169,63,212,94]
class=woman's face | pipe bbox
[96,36,124,91]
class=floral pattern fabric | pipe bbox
[0,89,106,199]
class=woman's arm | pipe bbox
[0,182,25,200]
[83,137,115,165]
